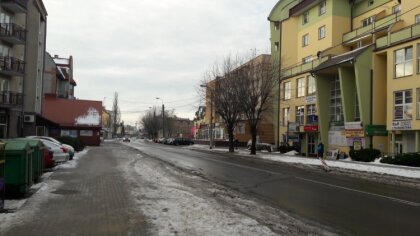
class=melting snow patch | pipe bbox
[75,107,100,125]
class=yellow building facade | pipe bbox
[269,0,413,156]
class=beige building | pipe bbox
[269,0,414,156]
[0,0,46,138]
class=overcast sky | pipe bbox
[43,0,278,125]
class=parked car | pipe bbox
[43,147,55,169]
[122,136,130,142]
[38,139,70,164]
[247,139,272,152]
[172,138,194,145]
[27,136,75,160]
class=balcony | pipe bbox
[281,56,330,79]
[1,0,28,13]
[0,91,23,106]
[376,23,420,49]
[0,56,25,76]
[0,23,26,44]
[343,13,401,43]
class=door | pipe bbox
[307,133,316,157]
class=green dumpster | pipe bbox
[0,140,5,210]
[5,140,33,197]
[16,138,44,183]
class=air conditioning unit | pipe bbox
[24,115,35,123]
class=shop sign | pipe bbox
[328,131,347,146]
[365,125,388,136]
[305,95,316,104]
[346,138,365,148]
[308,115,318,123]
[345,130,365,138]
[304,125,318,132]
[288,122,299,131]
[392,120,411,130]
[345,121,363,130]
[287,134,299,142]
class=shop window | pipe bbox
[80,130,93,136]
[395,46,413,78]
[417,88,420,119]
[394,90,412,120]
[283,107,289,126]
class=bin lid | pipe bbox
[5,140,32,152]
[14,138,43,148]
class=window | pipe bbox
[302,34,309,47]
[395,46,413,78]
[80,130,93,136]
[368,0,374,7]
[418,44,420,73]
[329,76,344,126]
[319,1,326,15]
[306,104,317,124]
[354,91,360,121]
[283,107,290,126]
[274,22,280,31]
[303,11,309,24]
[307,75,316,95]
[296,106,305,125]
[362,16,374,27]
[416,14,420,24]
[392,5,400,14]
[274,42,279,51]
[284,81,291,100]
[417,88,420,119]
[394,90,412,120]
[297,77,305,97]
[318,25,326,39]
[302,56,312,64]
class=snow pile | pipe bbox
[54,149,88,170]
[121,153,277,236]
[75,107,100,126]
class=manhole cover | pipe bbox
[52,189,79,195]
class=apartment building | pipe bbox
[43,53,77,99]
[200,55,274,145]
[269,0,412,156]
[0,0,46,138]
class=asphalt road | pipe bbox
[128,140,420,236]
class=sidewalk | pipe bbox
[184,144,420,180]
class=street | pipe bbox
[1,140,420,235]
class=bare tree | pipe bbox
[112,92,121,138]
[202,55,243,152]
[141,107,160,139]
[237,54,278,155]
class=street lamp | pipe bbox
[156,97,165,138]
[200,84,213,149]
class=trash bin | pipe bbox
[4,140,33,197]
[0,140,5,211]
[16,138,44,183]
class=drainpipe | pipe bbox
[370,69,373,148]
[350,0,355,31]
[21,4,29,137]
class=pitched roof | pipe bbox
[42,95,102,128]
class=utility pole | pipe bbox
[162,104,165,138]
[209,92,213,149]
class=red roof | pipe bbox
[42,95,102,128]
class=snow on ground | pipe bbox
[123,142,332,235]
[185,144,420,179]
[0,149,89,233]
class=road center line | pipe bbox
[296,177,420,207]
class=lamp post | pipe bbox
[200,84,213,149]
[156,97,164,138]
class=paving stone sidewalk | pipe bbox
[3,143,149,236]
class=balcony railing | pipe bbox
[376,23,420,49]
[0,23,26,44]
[1,0,28,13]
[0,56,25,76]
[281,56,330,79]
[343,13,400,43]
[0,91,23,106]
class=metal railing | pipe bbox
[1,0,28,9]
[0,23,26,42]
[0,56,25,74]
[343,13,400,43]
[376,23,420,49]
[0,91,23,105]
[281,56,330,79]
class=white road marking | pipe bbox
[297,177,420,207]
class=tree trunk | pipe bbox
[227,125,235,153]
[250,125,257,155]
